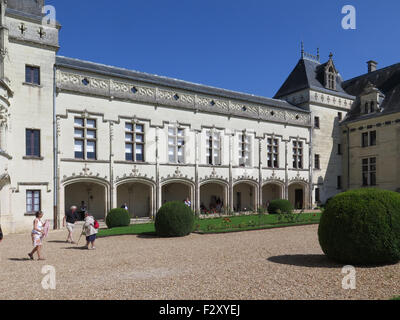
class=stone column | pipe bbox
[285,140,289,200]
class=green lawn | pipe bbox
[391,296,400,300]
[98,212,321,238]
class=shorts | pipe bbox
[32,234,42,247]
[66,222,75,232]
[86,234,96,242]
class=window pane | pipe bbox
[87,130,96,139]
[125,133,133,142]
[125,123,133,132]
[136,145,144,162]
[168,128,175,136]
[74,140,84,159]
[33,68,40,85]
[168,137,175,146]
[135,134,144,143]
[135,124,144,133]
[74,129,84,138]
[74,118,84,127]
[86,119,96,129]
[87,141,96,159]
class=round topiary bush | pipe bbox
[155,201,195,237]
[106,208,131,228]
[318,188,400,265]
[267,199,293,215]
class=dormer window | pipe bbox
[370,102,375,113]
[324,54,338,91]
[326,67,336,90]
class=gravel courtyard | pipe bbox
[0,224,399,300]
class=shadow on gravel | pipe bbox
[62,246,89,250]
[267,254,342,268]
[136,232,159,239]
[8,258,31,262]
[47,240,69,244]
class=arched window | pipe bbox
[365,102,369,114]
[370,101,375,113]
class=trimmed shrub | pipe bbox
[267,199,293,215]
[106,208,131,228]
[155,201,195,237]
[318,188,400,265]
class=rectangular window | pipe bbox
[362,132,368,148]
[26,129,40,157]
[337,176,342,189]
[314,117,320,129]
[338,144,342,155]
[370,131,377,146]
[338,112,343,121]
[267,138,279,168]
[362,157,377,186]
[362,131,377,148]
[293,140,303,169]
[239,133,251,167]
[25,65,40,85]
[315,188,320,203]
[125,123,145,162]
[314,154,320,170]
[26,190,41,213]
[74,117,97,160]
[206,130,221,165]
[168,127,185,164]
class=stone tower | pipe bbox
[274,46,355,206]
[0,0,61,233]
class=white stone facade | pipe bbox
[0,1,350,234]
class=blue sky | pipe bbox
[47,0,400,98]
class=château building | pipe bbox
[0,0,396,234]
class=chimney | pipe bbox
[367,60,378,73]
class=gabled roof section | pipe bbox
[56,56,308,114]
[274,57,354,100]
[342,63,400,123]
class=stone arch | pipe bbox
[161,179,195,210]
[288,180,309,210]
[199,179,229,214]
[116,177,155,218]
[61,177,110,220]
[262,180,285,207]
[233,180,259,212]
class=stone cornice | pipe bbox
[55,69,311,128]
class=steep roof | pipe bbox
[342,63,400,123]
[56,56,309,114]
[7,0,44,17]
[274,58,354,100]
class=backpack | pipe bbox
[93,220,99,230]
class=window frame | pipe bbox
[168,126,185,164]
[293,140,303,169]
[125,122,145,162]
[238,132,251,167]
[74,117,97,160]
[25,65,40,85]
[362,157,377,187]
[26,190,41,213]
[267,137,279,169]
[25,129,41,158]
[314,154,320,170]
[314,116,320,129]
[206,130,222,166]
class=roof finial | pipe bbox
[329,52,333,60]
[301,41,304,59]
[317,48,320,61]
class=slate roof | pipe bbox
[342,63,400,123]
[56,56,309,114]
[274,58,354,100]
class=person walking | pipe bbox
[28,211,45,261]
[184,197,191,207]
[121,203,128,211]
[63,205,78,244]
[83,212,98,250]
